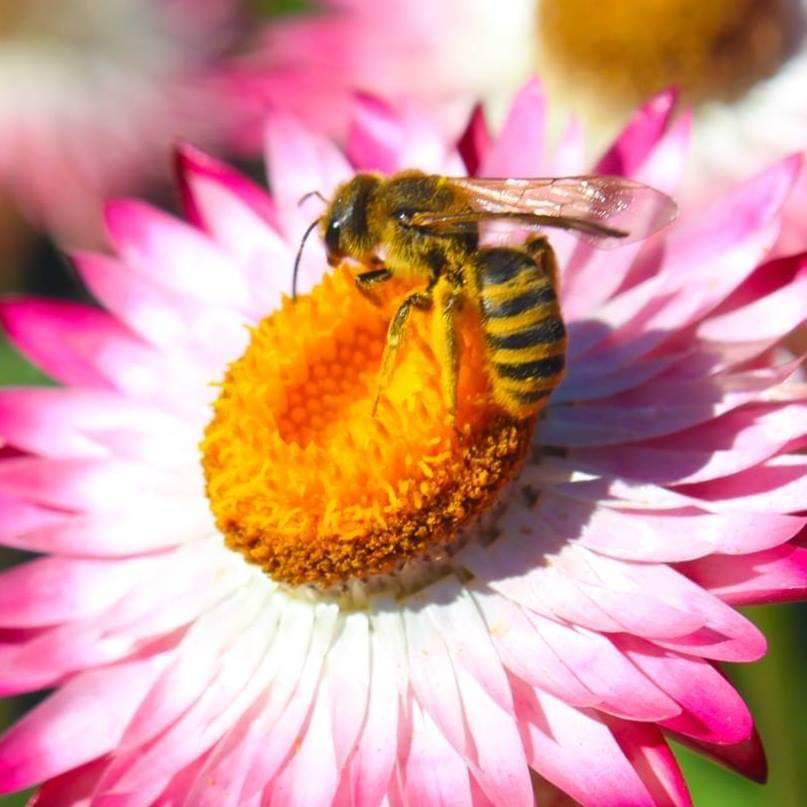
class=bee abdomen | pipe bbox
[474,247,567,418]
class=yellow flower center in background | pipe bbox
[202,267,534,590]
[537,0,800,136]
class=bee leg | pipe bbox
[372,290,432,415]
[431,280,464,422]
[355,267,392,305]
[525,236,559,289]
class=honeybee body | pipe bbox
[471,245,566,417]
[302,169,674,420]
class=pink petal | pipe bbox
[457,104,490,176]
[670,727,767,783]
[0,456,186,512]
[105,200,249,308]
[264,111,352,232]
[239,603,339,801]
[425,581,513,712]
[570,403,807,485]
[451,663,533,807]
[472,588,600,708]
[562,111,690,320]
[545,543,707,640]
[118,589,272,751]
[0,299,154,392]
[596,89,679,176]
[604,717,693,807]
[0,618,173,697]
[676,455,807,513]
[511,680,656,806]
[526,613,680,721]
[550,117,586,176]
[269,682,340,807]
[173,147,292,317]
[539,495,805,562]
[402,608,469,757]
[184,599,321,806]
[0,656,168,794]
[28,758,109,807]
[569,157,801,364]
[479,79,547,177]
[0,547,247,694]
[555,351,680,404]
[573,550,767,662]
[0,495,66,547]
[0,388,192,463]
[462,525,625,633]
[324,612,370,769]
[346,610,404,807]
[0,555,151,628]
[173,144,278,234]
[403,701,473,807]
[0,501,210,557]
[72,251,249,374]
[347,94,463,176]
[542,362,798,446]
[698,260,807,343]
[616,636,753,744]
[680,543,807,605]
[347,95,411,173]
[102,598,296,799]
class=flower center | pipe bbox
[537,0,801,120]
[202,267,535,590]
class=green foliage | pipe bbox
[248,0,315,18]
[0,336,50,386]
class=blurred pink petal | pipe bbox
[0,0,262,242]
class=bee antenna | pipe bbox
[298,190,326,207]
[292,218,321,299]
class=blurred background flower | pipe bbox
[0,0,253,290]
[245,0,807,254]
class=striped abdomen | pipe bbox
[473,246,567,418]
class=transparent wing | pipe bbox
[409,176,678,247]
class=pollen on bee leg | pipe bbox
[201,266,536,590]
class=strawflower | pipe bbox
[0,81,806,806]
[0,0,248,243]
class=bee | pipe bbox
[293,170,676,420]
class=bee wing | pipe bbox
[411,176,678,247]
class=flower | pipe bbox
[0,81,806,806]
[246,0,807,252]
[229,0,538,142]
[0,0,248,243]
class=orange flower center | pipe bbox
[202,267,534,590]
[537,0,799,123]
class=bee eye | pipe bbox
[324,220,341,255]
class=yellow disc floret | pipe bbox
[202,267,534,589]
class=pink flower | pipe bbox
[0,81,805,806]
[0,0,250,243]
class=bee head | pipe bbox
[320,174,381,266]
